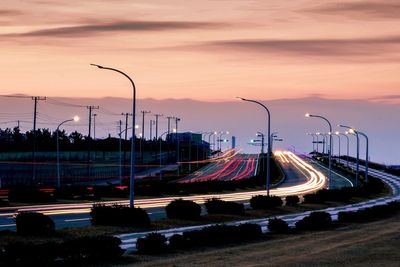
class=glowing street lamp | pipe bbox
[339,131,350,169]
[339,125,369,184]
[56,116,79,188]
[239,97,272,196]
[305,113,333,188]
[91,64,137,208]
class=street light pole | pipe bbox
[339,132,350,169]
[56,116,79,188]
[339,125,360,187]
[91,64,137,208]
[239,97,271,196]
[334,131,341,160]
[306,113,332,189]
[357,130,369,183]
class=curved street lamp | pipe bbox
[339,131,350,169]
[306,113,332,188]
[91,64,137,208]
[56,116,79,188]
[239,97,272,196]
[334,131,341,160]
[339,125,360,186]
[339,125,369,183]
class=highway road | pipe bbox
[118,159,400,252]
[0,151,327,230]
[180,154,257,182]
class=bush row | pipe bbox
[303,177,386,204]
[250,195,283,209]
[338,201,400,223]
[0,236,123,265]
[136,223,262,254]
[90,203,151,227]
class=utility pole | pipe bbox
[149,120,154,140]
[175,117,181,177]
[154,114,163,140]
[167,116,174,135]
[87,105,99,182]
[140,110,151,162]
[31,96,46,183]
[92,113,97,139]
[118,120,123,185]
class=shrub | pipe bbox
[268,218,289,233]
[303,193,324,204]
[295,212,332,231]
[182,223,262,247]
[15,212,55,236]
[338,201,400,223]
[165,199,201,220]
[205,198,245,215]
[1,236,123,264]
[237,223,263,239]
[1,241,60,265]
[136,233,167,254]
[250,195,283,209]
[62,235,124,260]
[169,234,189,249]
[90,203,150,227]
[285,195,300,206]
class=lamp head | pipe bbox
[349,128,355,134]
[345,131,349,134]
[173,128,177,133]
[73,116,80,122]
[305,113,311,117]
[90,63,104,69]
[236,97,247,101]
[335,131,339,135]
[226,131,229,134]
[135,124,139,129]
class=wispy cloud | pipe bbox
[174,36,400,61]
[3,20,226,38]
[0,9,23,16]
[304,1,400,19]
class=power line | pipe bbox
[46,97,87,108]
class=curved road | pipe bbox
[117,157,400,251]
[0,151,326,230]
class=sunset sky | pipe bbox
[1,0,400,101]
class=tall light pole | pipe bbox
[56,116,79,188]
[91,64,137,208]
[357,131,369,183]
[339,125,359,186]
[334,131,341,160]
[339,131,350,169]
[341,127,369,183]
[305,113,332,189]
[239,97,271,196]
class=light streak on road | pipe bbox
[0,151,327,219]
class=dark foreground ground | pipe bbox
[111,213,400,267]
